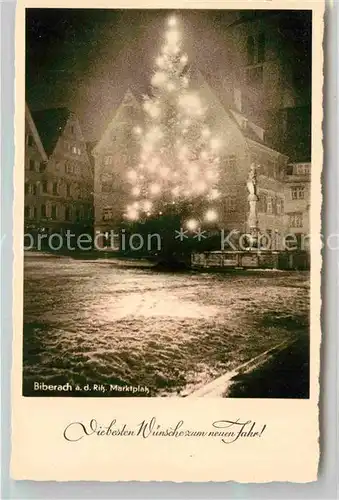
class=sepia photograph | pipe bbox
[23,8,312,399]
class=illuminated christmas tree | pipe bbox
[124,14,222,233]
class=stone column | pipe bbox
[246,163,259,248]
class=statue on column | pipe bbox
[247,163,259,248]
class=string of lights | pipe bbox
[124,15,222,230]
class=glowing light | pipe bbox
[182,76,189,88]
[186,219,198,231]
[180,54,188,65]
[147,126,163,141]
[209,189,221,200]
[205,209,218,222]
[150,183,161,195]
[156,56,165,68]
[148,104,161,119]
[167,82,176,92]
[151,72,167,87]
[144,200,152,211]
[195,181,207,193]
[178,145,188,160]
[168,16,177,27]
[147,158,158,172]
[159,211,163,215]
[206,170,218,180]
[126,208,138,221]
[142,142,153,153]
[143,100,151,112]
[210,137,222,150]
[133,126,142,135]
[178,93,202,116]
[160,166,170,178]
[132,201,140,209]
[166,29,180,45]
[132,187,140,196]
[188,164,199,178]
[201,127,211,139]
[127,170,137,181]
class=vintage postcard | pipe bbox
[11,0,323,482]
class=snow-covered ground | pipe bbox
[23,254,310,396]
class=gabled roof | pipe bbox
[31,107,71,156]
[93,89,141,156]
[25,103,48,162]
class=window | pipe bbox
[104,155,113,166]
[286,164,294,175]
[296,164,310,175]
[72,146,77,154]
[289,212,303,228]
[24,206,30,218]
[75,209,81,221]
[27,135,34,147]
[224,155,237,169]
[65,207,71,221]
[42,181,48,193]
[267,196,273,214]
[52,182,59,195]
[247,36,255,65]
[70,125,74,134]
[102,207,113,221]
[102,182,112,193]
[41,204,47,218]
[276,198,283,215]
[77,148,81,155]
[29,159,35,171]
[32,183,37,195]
[291,186,305,200]
[66,184,71,197]
[51,205,57,220]
[258,33,266,63]
[25,183,29,195]
[65,162,74,174]
[225,196,236,212]
[39,162,46,173]
[246,66,263,86]
[258,192,266,213]
[33,207,37,219]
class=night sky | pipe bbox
[26,9,311,142]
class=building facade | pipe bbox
[93,79,294,251]
[226,11,311,163]
[25,105,94,244]
[284,162,311,250]
[92,90,143,247]
[24,104,49,236]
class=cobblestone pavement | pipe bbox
[23,253,310,397]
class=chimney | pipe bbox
[234,88,242,113]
